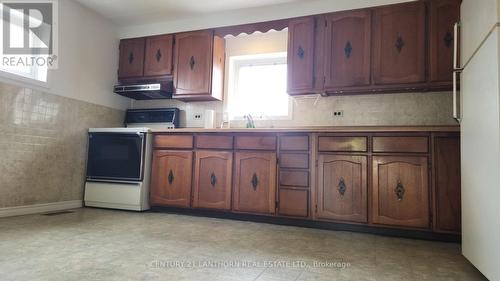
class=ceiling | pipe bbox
[75,0,304,25]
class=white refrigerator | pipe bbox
[459,1,500,280]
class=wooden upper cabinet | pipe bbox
[372,156,430,228]
[287,17,316,94]
[429,0,461,86]
[173,30,225,101]
[233,152,277,215]
[150,150,193,208]
[193,151,233,210]
[372,2,426,85]
[323,10,371,90]
[317,155,368,223]
[144,34,173,77]
[433,134,461,233]
[118,38,145,79]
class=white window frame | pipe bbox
[0,4,50,87]
[227,52,292,121]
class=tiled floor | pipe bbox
[0,208,486,281]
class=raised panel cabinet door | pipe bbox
[233,152,277,214]
[174,30,213,95]
[193,151,232,210]
[317,155,367,223]
[144,34,173,77]
[372,2,426,85]
[324,10,371,89]
[430,0,461,84]
[118,38,145,79]
[150,150,193,208]
[287,17,315,94]
[372,156,430,228]
[433,136,461,233]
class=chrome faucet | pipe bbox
[244,114,255,128]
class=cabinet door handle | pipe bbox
[297,46,305,59]
[395,35,404,53]
[444,31,453,48]
[251,173,259,190]
[344,41,352,58]
[210,172,217,187]
[189,56,196,70]
[167,170,174,185]
[394,180,405,201]
[155,49,162,62]
[337,177,347,196]
[128,52,134,64]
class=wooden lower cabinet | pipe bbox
[278,188,308,217]
[433,135,461,233]
[317,155,368,223]
[372,156,430,228]
[192,151,232,210]
[150,150,193,207]
[233,152,277,214]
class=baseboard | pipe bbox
[0,200,83,218]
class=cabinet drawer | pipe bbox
[279,153,309,169]
[235,135,276,150]
[279,170,309,187]
[373,136,428,153]
[278,189,308,217]
[318,136,367,152]
[196,135,233,149]
[154,135,194,149]
[279,135,309,151]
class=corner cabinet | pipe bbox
[150,150,193,208]
[233,152,277,215]
[173,30,225,101]
[372,2,426,85]
[372,156,430,228]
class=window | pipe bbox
[0,6,48,83]
[227,52,290,119]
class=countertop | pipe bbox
[151,125,460,133]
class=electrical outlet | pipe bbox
[193,113,203,120]
[333,111,344,118]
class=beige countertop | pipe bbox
[151,125,460,133]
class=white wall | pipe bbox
[119,0,414,38]
[0,0,129,110]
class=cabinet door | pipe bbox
[150,150,193,208]
[429,0,461,84]
[174,30,213,95]
[372,2,426,85]
[233,152,277,214]
[144,34,173,77]
[287,17,315,94]
[372,156,429,228]
[317,155,367,223]
[324,10,371,90]
[433,135,461,233]
[118,38,145,79]
[193,151,232,210]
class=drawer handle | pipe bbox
[210,172,217,187]
[167,170,174,185]
[338,177,347,196]
[394,180,405,201]
[251,173,259,190]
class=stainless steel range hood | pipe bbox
[113,78,173,100]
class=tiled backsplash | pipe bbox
[131,91,457,127]
[0,83,124,208]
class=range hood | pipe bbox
[113,78,173,100]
